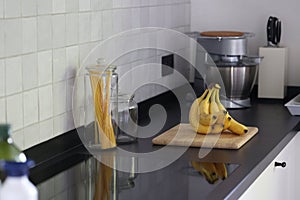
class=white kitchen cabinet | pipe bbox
[239,132,300,200]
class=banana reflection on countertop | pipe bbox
[191,161,228,184]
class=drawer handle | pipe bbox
[275,161,286,168]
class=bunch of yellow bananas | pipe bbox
[191,161,227,184]
[189,83,248,135]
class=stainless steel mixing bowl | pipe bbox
[217,64,258,100]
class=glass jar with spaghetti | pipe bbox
[84,59,118,150]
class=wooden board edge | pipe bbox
[151,124,259,150]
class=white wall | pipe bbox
[191,0,300,86]
[0,0,191,150]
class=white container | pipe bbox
[258,47,288,99]
[0,161,38,200]
[285,94,300,116]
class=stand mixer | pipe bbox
[196,31,263,108]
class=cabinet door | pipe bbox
[294,132,300,197]
[239,135,296,200]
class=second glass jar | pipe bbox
[116,94,138,144]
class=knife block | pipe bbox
[258,47,288,99]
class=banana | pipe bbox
[223,114,232,130]
[189,83,249,136]
[215,110,227,125]
[228,118,248,135]
[214,85,227,112]
[214,163,228,180]
[189,89,208,128]
[192,122,213,135]
[214,84,248,135]
[199,113,218,126]
[199,88,213,115]
[209,87,220,114]
[210,123,224,134]
[191,161,219,184]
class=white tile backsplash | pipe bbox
[176,4,186,27]
[79,0,91,12]
[21,0,37,17]
[7,93,23,131]
[79,43,95,66]
[78,13,91,43]
[102,10,113,39]
[53,48,66,82]
[165,5,173,28]
[4,19,22,57]
[66,46,79,79]
[101,0,113,10]
[66,0,79,13]
[22,53,38,90]
[131,0,141,7]
[39,84,53,121]
[112,9,124,34]
[0,59,4,97]
[38,50,53,86]
[112,9,131,34]
[131,8,141,29]
[22,17,37,54]
[5,56,22,95]
[23,89,39,126]
[0,20,4,57]
[140,7,150,27]
[53,113,67,136]
[122,0,133,8]
[53,81,67,116]
[11,129,24,150]
[53,111,74,136]
[112,0,122,8]
[4,0,21,18]
[0,0,191,149]
[90,11,102,41]
[37,16,52,51]
[0,98,6,123]
[23,123,40,149]
[149,7,160,27]
[0,0,4,18]
[53,0,66,14]
[39,118,54,142]
[37,0,53,15]
[52,14,66,48]
[66,111,74,134]
[118,63,133,95]
[140,0,150,7]
[66,13,79,46]
[66,78,74,112]
[91,0,101,11]
[184,3,190,26]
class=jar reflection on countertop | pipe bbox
[116,94,138,144]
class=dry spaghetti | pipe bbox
[89,69,116,149]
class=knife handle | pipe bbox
[276,20,281,44]
[267,17,274,44]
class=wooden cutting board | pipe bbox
[152,123,258,149]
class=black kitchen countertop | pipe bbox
[24,86,300,200]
